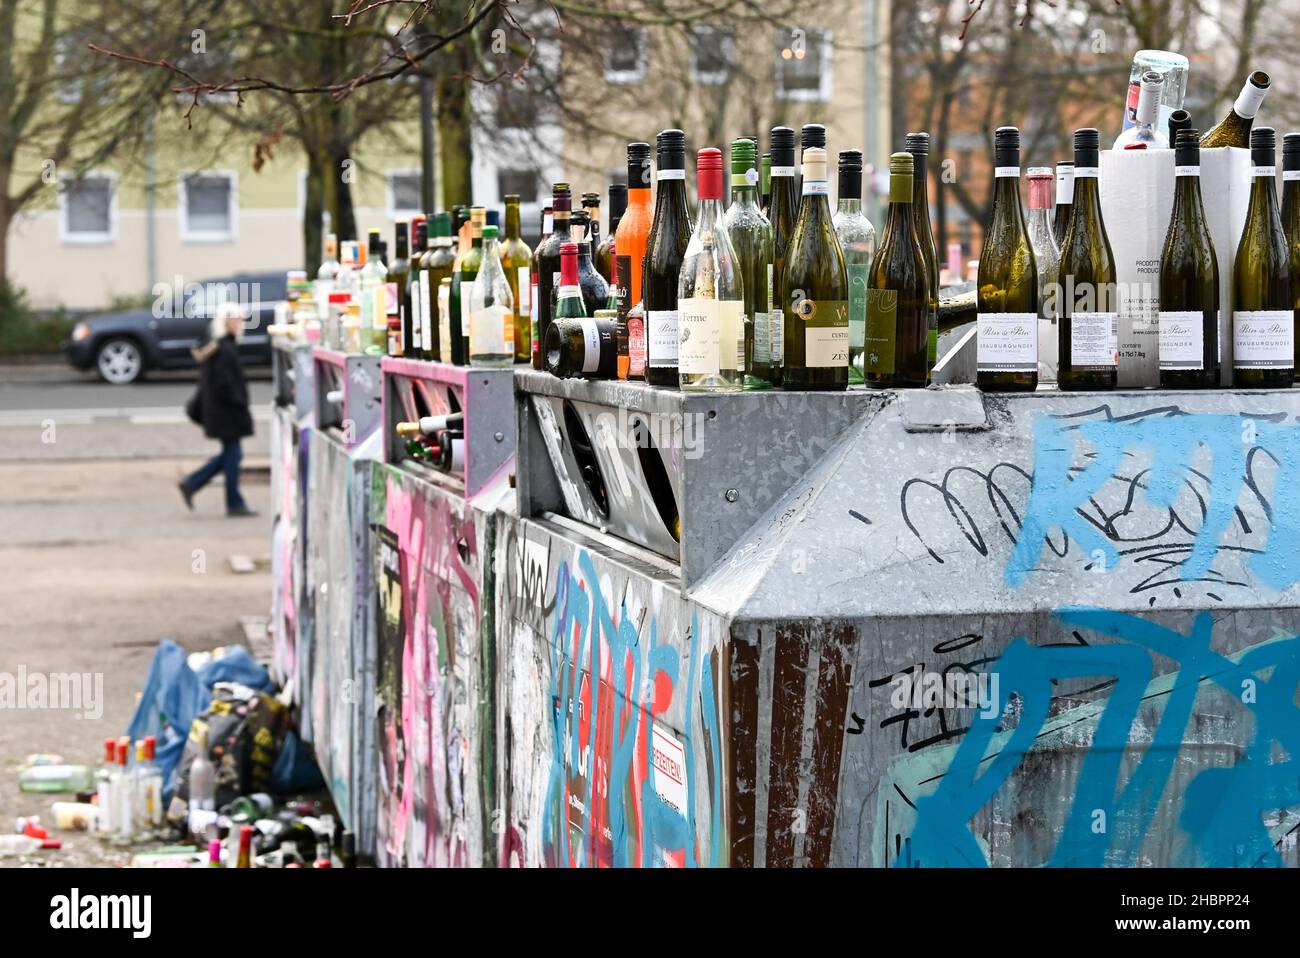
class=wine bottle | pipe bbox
[389,221,411,358]
[423,213,456,362]
[500,194,533,364]
[582,192,610,282]
[445,207,470,363]
[360,229,387,356]
[1233,127,1294,387]
[607,184,628,241]
[1159,129,1221,389]
[396,411,464,436]
[449,206,485,365]
[977,127,1039,391]
[554,242,586,320]
[865,152,932,389]
[904,133,940,368]
[833,149,877,386]
[724,136,776,389]
[615,142,653,312]
[546,317,618,379]
[1201,71,1271,149]
[534,184,573,370]
[529,206,553,367]
[559,235,609,317]
[1283,133,1300,370]
[760,152,772,213]
[1114,72,1169,150]
[782,146,848,390]
[679,147,744,392]
[1058,129,1118,390]
[643,129,692,387]
[436,430,465,472]
[408,217,427,359]
[767,127,799,385]
[1025,167,1061,383]
[1052,162,1074,248]
[469,225,515,367]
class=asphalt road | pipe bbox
[0,362,273,462]
[0,360,274,866]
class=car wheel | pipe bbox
[96,337,145,384]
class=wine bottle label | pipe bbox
[517,267,531,312]
[1174,166,1200,177]
[802,179,830,196]
[1070,311,1119,367]
[628,315,646,376]
[578,318,601,373]
[732,170,760,188]
[419,273,433,348]
[1234,310,1294,369]
[647,310,679,366]
[994,166,1020,178]
[769,308,784,363]
[679,298,721,375]
[1252,166,1277,178]
[1158,310,1207,369]
[1286,171,1300,181]
[371,286,389,330]
[658,169,686,181]
[1073,167,1100,178]
[865,289,898,374]
[1056,169,1075,203]
[753,311,770,363]
[802,299,849,368]
[470,304,512,357]
[721,300,743,372]
[445,438,465,471]
[771,166,796,177]
[386,282,399,317]
[976,312,1038,372]
[438,284,452,357]
[847,263,870,349]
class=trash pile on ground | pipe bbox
[10,640,352,867]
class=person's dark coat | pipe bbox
[196,335,253,441]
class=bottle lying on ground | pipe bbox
[396,412,464,437]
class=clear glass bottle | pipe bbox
[678,147,744,392]
[359,230,388,355]
[469,224,515,367]
[1114,71,1169,150]
[834,149,877,386]
[723,136,776,389]
[1025,167,1061,383]
[315,232,339,310]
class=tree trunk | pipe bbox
[436,74,473,208]
[303,150,325,277]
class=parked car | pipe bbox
[65,271,288,384]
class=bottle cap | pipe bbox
[1073,128,1101,166]
[698,147,724,200]
[730,137,757,172]
[890,152,914,176]
[551,183,572,211]
[1284,133,1300,171]
[505,193,520,203]
[560,242,578,256]
[904,132,931,155]
[770,126,796,164]
[658,129,686,167]
[801,123,827,150]
[1167,109,1192,142]
[103,738,115,761]
[994,126,1020,168]
[1251,126,1276,167]
[483,225,499,239]
[1175,128,1201,166]
[838,150,863,199]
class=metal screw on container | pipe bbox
[725,489,739,503]
[495,431,504,442]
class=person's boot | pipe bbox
[227,505,258,517]
[178,482,194,511]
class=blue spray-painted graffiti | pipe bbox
[1007,413,1300,589]
[541,548,723,868]
[896,609,1300,867]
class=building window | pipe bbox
[387,170,423,218]
[59,173,117,244]
[497,169,540,205]
[605,26,647,84]
[776,28,832,101]
[691,27,735,85]
[180,172,237,242]
[495,85,534,131]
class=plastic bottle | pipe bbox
[0,834,61,857]
[94,737,115,838]
[188,727,216,838]
[17,763,94,793]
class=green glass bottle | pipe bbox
[833,150,877,386]
[449,206,485,365]
[724,137,775,389]
[767,127,799,386]
[1057,129,1118,391]
[864,153,930,388]
[1232,127,1294,388]
[500,194,533,364]
[781,146,848,391]
[904,132,940,367]
[977,127,1039,392]
[1158,129,1220,389]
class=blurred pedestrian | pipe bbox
[178,303,257,517]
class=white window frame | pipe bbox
[179,170,239,243]
[775,28,834,102]
[58,171,118,245]
[604,27,647,84]
[386,168,424,220]
[691,26,735,86]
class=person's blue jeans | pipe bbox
[182,439,248,512]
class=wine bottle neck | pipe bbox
[505,203,520,238]
[990,176,1025,231]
